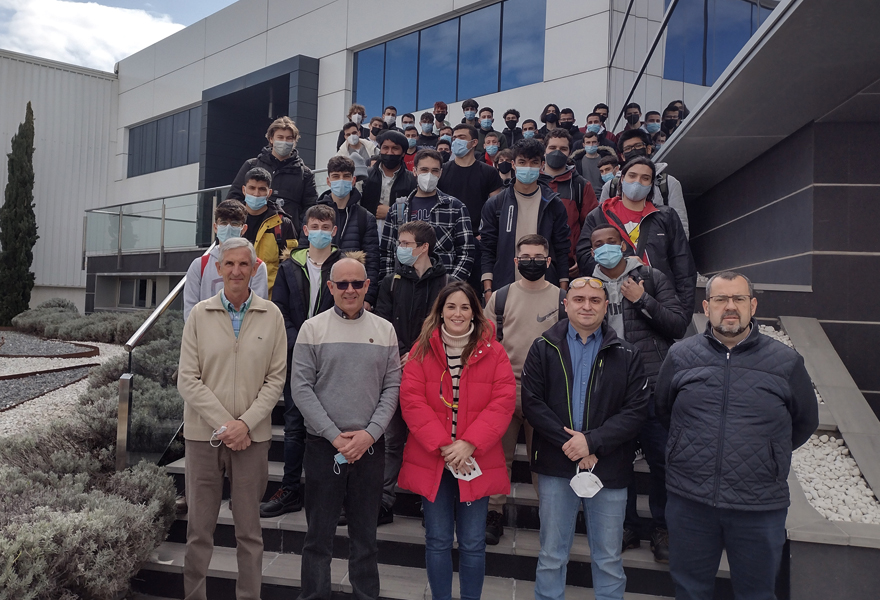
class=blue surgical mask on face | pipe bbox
[329,179,352,198]
[593,243,623,269]
[396,245,420,266]
[601,172,615,183]
[464,110,476,120]
[421,123,433,133]
[480,118,493,131]
[522,130,535,139]
[485,145,499,156]
[440,134,452,143]
[646,122,661,134]
[244,194,267,211]
[407,137,417,148]
[586,124,601,134]
[451,138,471,158]
[216,224,242,244]
[307,229,333,249]
[515,166,541,185]
[584,144,599,154]
[621,180,652,202]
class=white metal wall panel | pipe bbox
[0,50,116,289]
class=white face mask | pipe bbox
[570,468,603,498]
[384,114,396,126]
[351,113,363,124]
[347,133,360,146]
[273,140,294,157]
[417,172,439,193]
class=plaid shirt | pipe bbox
[220,290,253,338]
[379,189,475,282]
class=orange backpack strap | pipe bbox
[200,254,211,276]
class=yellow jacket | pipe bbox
[178,292,287,442]
[252,210,298,296]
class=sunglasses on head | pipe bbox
[570,277,605,289]
[332,280,366,290]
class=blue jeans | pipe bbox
[535,475,627,600]
[422,469,489,600]
[281,370,306,492]
[666,492,787,600]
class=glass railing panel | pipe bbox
[163,193,200,249]
[85,209,120,255]
[120,199,164,252]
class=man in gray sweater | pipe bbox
[292,256,401,600]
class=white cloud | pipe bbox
[0,0,184,72]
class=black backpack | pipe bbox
[493,283,567,342]
[608,172,669,206]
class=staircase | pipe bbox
[133,399,733,599]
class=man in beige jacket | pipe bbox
[178,237,287,600]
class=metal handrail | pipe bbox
[84,185,231,213]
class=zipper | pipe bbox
[584,353,603,432]
[712,351,731,507]
[543,338,572,428]
[653,338,664,362]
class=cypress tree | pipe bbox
[0,102,38,325]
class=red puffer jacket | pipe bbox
[398,328,516,503]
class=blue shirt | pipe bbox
[567,323,602,431]
[221,290,252,338]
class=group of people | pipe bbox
[177,102,819,600]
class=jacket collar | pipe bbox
[427,326,494,367]
[205,291,268,312]
[395,258,447,281]
[543,319,620,351]
[318,187,364,210]
[702,317,763,353]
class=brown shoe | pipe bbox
[175,495,188,515]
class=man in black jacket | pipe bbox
[227,116,318,233]
[522,276,648,600]
[655,271,818,600]
[360,130,417,228]
[589,225,689,562]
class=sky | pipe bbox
[0,0,237,72]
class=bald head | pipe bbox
[330,257,367,281]
[328,257,369,318]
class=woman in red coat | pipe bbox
[398,281,515,600]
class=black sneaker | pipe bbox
[622,527,641,552]
[485,510,504,546]
[650,528,670,563]
[378,506,394,526]
[259,488,302,518]
[338,508,347,527]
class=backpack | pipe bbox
[493,283,567,342]
[608,172,669,206]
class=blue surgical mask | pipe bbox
[586,124,601,134]
[584,144,599,154]
[451,138,471,158]
[522,130,535,139]
[480,118,493,131]
[216,224,242,244]
[421,123,433,133]
[396,245,420,266]
[244,194,267,210]
[485,145,499,156]
[440,134,452,143]
[329,179,352,198]
[307,229,333,249]
[464,110,476,120]
[601,172,615,183]
[621,180,652,202]
[593,243,623,269]
[646,122,661,134]
[515,166,541,185]
[407,137,417,148]
[654,143,663,152]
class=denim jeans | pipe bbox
[625,415,668,530]
[535,475,627,600]
[300,434,385,600]
[422,469,489,600]
[666,492,787,600]
[281,370,306,492]
[382,405,408,510]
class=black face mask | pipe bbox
[663,119,678,130]
[381,153,403,169]
[371,126,382,136]
[544,112,559,123]
[626,113,641,125]
[597,113,608,123]
[435,112,447,122]
[440,151,451,163]
[497,161,512,174]
[545,150,568,170]
[517,259,548,282]
[505,119,518,131]
[623,147,648,162]
[558,121,574,130]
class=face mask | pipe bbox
[244,194,267,210]
[497,161,512,175]
[545,150,568,170]
[522,130,535,139]
[330,179,352,198]
[544,112,559,123]
[505,119,518,131]
[384,114,396,126]
[464,110,476,120]
[435,112,447,121]
[601,172,615,183]
[586,123,601,134]
[645,122,661,134]
[480,118,493,131]
[351,113,363,124]
[216,224,242,244]
[622,179,652,202]
[485,145,499,157]
[417,172,439,193]
[593,243,623,269]
[654,143,663,152]
[559,121,574,130]
[625,113,640,125]
[307,229,333,249]
[623,147,647,162]
[396,245,421,266]
[382,153,403,169]
[584,144,599,154]
[664,118,678,130]
[371,126,382,136]
[347,133,360,146]
[407,137,417,148]
[515,166,541,185]
[517,258,548,281]
[421,123,433,134]
[451,138,471,158]
[273,140,294,157]
[439,134,452,143]
[570,468,603,498]
[440,151,451,163]
[597,113,608,123]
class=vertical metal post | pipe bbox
[117,206,124,270]
[116,372,134,471]
[159,200,166,269]
[211,191,219,244]
[81,215,88,270]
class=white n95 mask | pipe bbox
[570,467,603,498]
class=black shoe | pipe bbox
[378,506,394,526]
[622,528,640,552]
[175,495,188,515]
[485,510,504,546]
[338,508,347,527]
[227,499,232,512]
[259,488,302,518]
[651,528,670,563]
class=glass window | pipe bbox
[155,116,174,172]
[188,106,201,165]
[141,120,157,176]
[172,111,189,168]
[418,20,459,109]
[663,0,706,86]
[127,107,199,178]
[457,3,501,99]
[127,125,142,178]
[354,44,385,120]
[384,32,419,114]
[500,0,546,91]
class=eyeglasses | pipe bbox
[708,295,751,306]
[332,280,366,290]
[570,277,605,290]
[398,241,423,249]
[623,143,646,152]
[516,256,548,265]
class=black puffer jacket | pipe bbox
[227,146,318,232]
[360,164,417,217]
[654,320,819,511]
[521,320,649,488]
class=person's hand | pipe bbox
[562,427,590,462]
[376,204,390,220]
[441,440,476,474]
[483,287,493,303]
[400,352,410,367]
[218,420,251,451]
[621,277,645,303]
[332,434,347,450]
[579,455,598,470]
[338,430,375,463]
[568,264,579,279]
[560,281,569,291]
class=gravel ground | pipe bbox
[759,323,824,404]
[0,331,91,356]
[0,367,91,410]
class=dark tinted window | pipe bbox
[354,43,385,120]
[500,0,546,91]
[418,20,459,109]
[188,106,201,165]
[384,32,419,114]
[127,107,200,179]
[156,116,174,172]
[458,3,501,99]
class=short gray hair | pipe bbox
[705,270,754,299]
[218,237,256,266]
